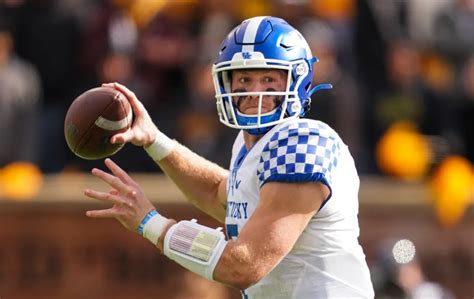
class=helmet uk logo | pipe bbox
[242,52,252,59]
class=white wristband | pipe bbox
[144,130,175,161]
[137,210,170,245]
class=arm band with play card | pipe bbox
[163,219,227,281]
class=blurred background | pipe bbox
[0,0,473,298]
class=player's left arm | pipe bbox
[213,180,329,289]
[85,121,335,289]
[84,158,329,289]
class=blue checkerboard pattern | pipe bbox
[257,120,341,187]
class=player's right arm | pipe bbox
[157,144,228,223]
[104,82,228,223]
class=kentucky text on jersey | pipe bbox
[226,201,249,219]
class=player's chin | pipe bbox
[242,107,259,114]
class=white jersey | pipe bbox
[225,118,374,299]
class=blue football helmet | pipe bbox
[212,16,332,135]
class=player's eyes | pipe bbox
[238,77,250,84]
[236,76,277,84]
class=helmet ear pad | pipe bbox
[286,59,314,117]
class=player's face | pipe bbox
[231,69,287,115]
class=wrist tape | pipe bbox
[137,210,170,245]
[164,219,227,281]
[144,130,175,161]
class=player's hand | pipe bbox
[102,82,158,147]
[84,158,156,232]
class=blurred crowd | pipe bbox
[0,0,473,176]
[0,1,472,297]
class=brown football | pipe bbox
[64,86,133,160]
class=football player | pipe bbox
[84,16,375,298]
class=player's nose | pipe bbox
[247,80,265,93]
[245,82,265,103]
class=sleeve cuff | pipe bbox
[260,172,333,210]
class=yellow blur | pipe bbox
[0,162,43,200]
[376,121,432,181]
[431,156,474,227]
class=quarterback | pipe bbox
[84,16,375,298]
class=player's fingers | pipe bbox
[101,82,140,109]
[111,82,146,115]
[112,82,135,100]
[112,82,141,106]
[102,82,139,108]
[86,208,119,219]
[90,167,131,195]
[84,188,130,206]
[110,129,134,144]
[104,158,137,187]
